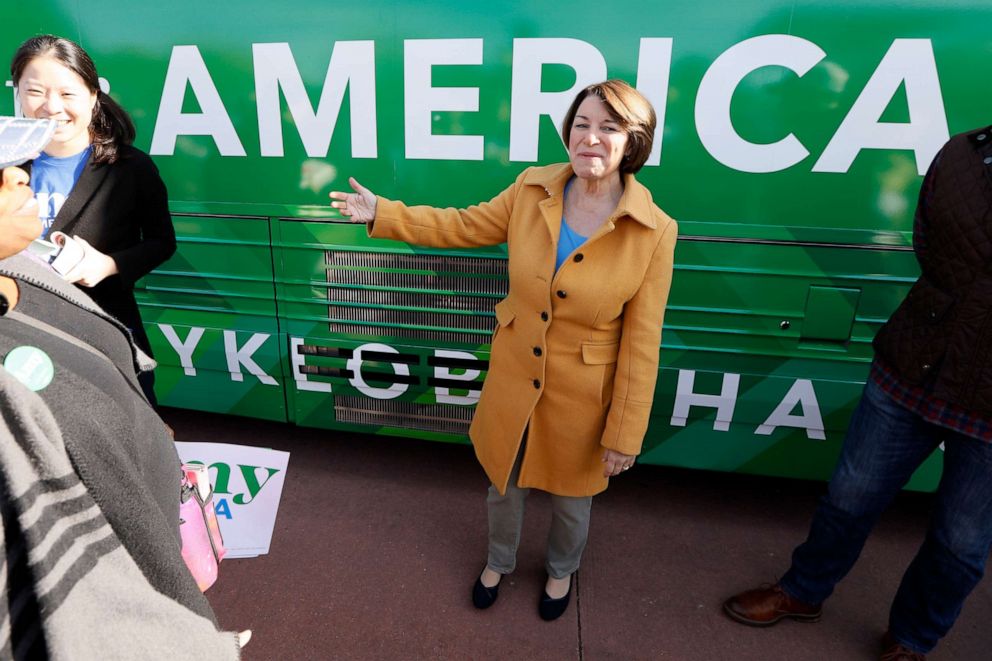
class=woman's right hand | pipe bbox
[329,177,377,223]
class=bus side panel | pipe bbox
[138,215,287,421]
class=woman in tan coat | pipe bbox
[331,80,677,621]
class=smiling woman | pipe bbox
[10,35,176,404]
[15,57,96,158]
[329,78,677,622]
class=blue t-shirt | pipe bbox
[30,147,91,238]
[556,179,588,271]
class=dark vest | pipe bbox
[873,126,992,416]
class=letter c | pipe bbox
[695,35,825,173]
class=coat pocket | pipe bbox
[581,341,620,409]
[491,298,517,344]
[494,298,516,327]
[874,276,955,383]
[581,340,620,365]
[904,276,954,322]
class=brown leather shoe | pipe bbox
[722,583,822,627]
[880,632,927,660]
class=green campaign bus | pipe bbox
[5,0,990,489]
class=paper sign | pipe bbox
[175,442,290,558]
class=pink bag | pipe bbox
[179,463,228,591]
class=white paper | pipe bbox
[0,116,56,168]
[48,232,86,276]
[175,442,290,558]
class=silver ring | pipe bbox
[622,465,629,471]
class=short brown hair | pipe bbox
[561,79,656,175]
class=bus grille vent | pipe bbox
[325,251,508,296]
[326,251,507,276]
[334,395,473,435]
[328,305,496,331]
[329,287,496,313]
[325,250,507,342]
[328,323,488,344]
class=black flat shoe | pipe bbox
[472,575,500,609]
[539,578,572,621]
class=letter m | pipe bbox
[253,41,377,158]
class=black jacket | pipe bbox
[30,145,176,353]
[873,126,992,416]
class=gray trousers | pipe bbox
[485,446,593,580]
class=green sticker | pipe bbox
[4,346,55,392]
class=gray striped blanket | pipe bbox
[0,368,239,660]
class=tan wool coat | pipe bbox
[370,163,678,497]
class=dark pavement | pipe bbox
[162,408,992,661]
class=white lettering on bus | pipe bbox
[223,330,278,385]
[347,342,408,399]
[433,349,482,405]
[404,39,484,160]
[5,80,15,116]
[635,38,673,166]
[670,369,741,432]
[155,328,829,438]
[289,337,332,393]
[137,36,949,175]
[150,45,247,156]
[159,324,205,376]
[254,41,377,158]
[813,39,948,176]
[695,35,826,174]
[508,38,607,162]
[754,378,825,440]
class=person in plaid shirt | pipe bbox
[722,125,992,661]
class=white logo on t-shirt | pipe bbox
[35,191,67,232]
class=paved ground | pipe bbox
[162,408,992,661]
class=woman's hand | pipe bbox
[62,236,118,287]
[329,177,377,222]
[602,448,636,477]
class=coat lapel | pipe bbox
[524,163,572,249]
[538,195,563,249]
[49,158,110,235]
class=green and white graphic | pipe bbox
[5,0,986,490]
[3,346,55,392]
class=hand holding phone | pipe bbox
[48,232,87,277]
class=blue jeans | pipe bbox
[780,378,992,654]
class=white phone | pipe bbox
[0,117,57,168]
[26,232,86,276]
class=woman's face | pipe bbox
[17,56,96,158]
[567,95,629,183]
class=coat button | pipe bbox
[540,311,549,321]
[929,310,937,319]
[533,379,541,389]
[573,253,584,262]
[978,133,988,141]
[984,156,992,165]
[556,290,567,299]
[533,347,542,357]
[922,363,931,372]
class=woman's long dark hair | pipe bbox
[11,35,134,164]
